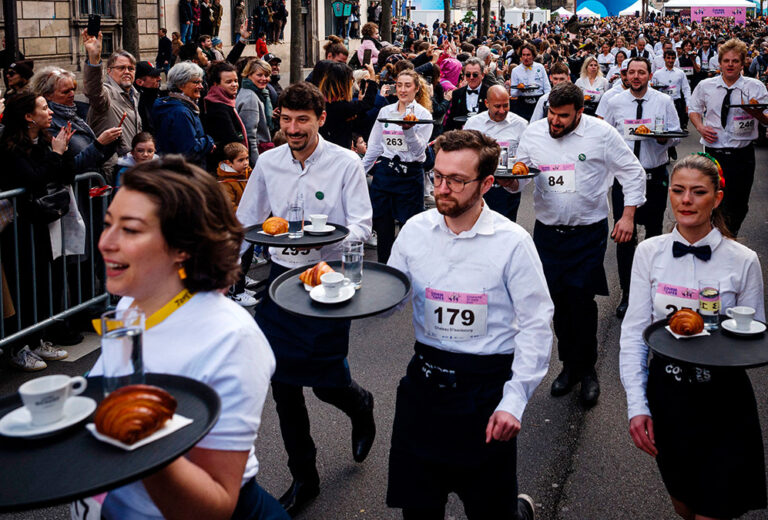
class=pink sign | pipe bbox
[691,6,747,24]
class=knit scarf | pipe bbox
[169,91,200,114]
[205,85,248,148]
[47,101,96,139]
[241,78,273,129]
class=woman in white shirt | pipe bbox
[574,56,608,114]
[606,51,627,88]
[362,68,433,263]
[90,157,287,520]
[597,42,615,75]
[619,154,766,520]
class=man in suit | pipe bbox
[445,58,489,131]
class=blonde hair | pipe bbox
[718,38,747,64]
[580,56,603,79]
[397,69,432,112]
[242,58,272,78]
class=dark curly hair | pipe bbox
[278,81,326,117]
[120,156,244,292]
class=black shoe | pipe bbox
[615,293,629,319]
[669,146,678,160]
[351,391,375,463]
[580,371,600,408]
[551,368,578,397]
[43,324,84,347]
[278,479,320,518]
[517,494,536,520]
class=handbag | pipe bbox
[29,183,71,224]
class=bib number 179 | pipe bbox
[434,306,475,326]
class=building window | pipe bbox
[101,32,115,58]
[80,0,117,18]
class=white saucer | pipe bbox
[309,284,355,304]
[304,283,313,292]
[0,396,97,438]
[305,225,335,235]
[722,319,767,336]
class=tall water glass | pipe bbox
[342,241,364,289]
[698,280,721,331]
[100,308,145,395]
[288,204,304,239]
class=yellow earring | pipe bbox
[178,266,187,280]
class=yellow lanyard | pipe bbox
[92,289,194,335]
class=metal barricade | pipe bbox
[0,172,111,348]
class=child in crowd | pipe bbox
[272,129,287,147]
[218,142,261,307]
[351,132,367,158]
[114,132,158,186]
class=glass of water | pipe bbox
[342,241,364,289]
[698,280,721,331]
[100,308,145,395]
[288,204,304,239]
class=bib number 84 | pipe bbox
[548,175,565,187]
[434,307,475,326]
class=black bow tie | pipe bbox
[672,241,712,261]
[467,88,480,95]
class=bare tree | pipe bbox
[444,0,451,26]
[122,0,140,58]
[290,0,303,83]
[483,0,491,36]
[381,0,393,42]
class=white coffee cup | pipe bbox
[19,375,87,426]
[726,306,756,331]
[309,214,328,231]
[320,271,350,298]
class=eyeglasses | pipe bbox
[465,72,482,78]
[431,171,482,193]
[187,80,204,86]
[110,65,136,72]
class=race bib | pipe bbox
[732,113,756,138]
[584,88,602,96]
[681,66,694,76]
[623,118,653,141]
[664,84,678,96]
[654,283,699,320]
[539,163,576,193]
[383,128,407,152]
[424,288,488,341]
[270,246,322,267]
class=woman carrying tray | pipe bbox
[87,157,287,520]
[619,153,766,520]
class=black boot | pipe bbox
[351,390,375,463]
[579,369,600,408]
[551,366,578,397]
[278,474,320,518]
[615,292,629,319]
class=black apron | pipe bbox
[254,263,352,387]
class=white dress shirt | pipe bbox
[465,87,481,112]
[531,92,550,122]
[575,76,609,103]
[652,54,680,73]
[708,55,719,73]
[463,110,529,156]
[595,83,627,118]
[515,115,646,226]
[689,75,768,148]
[699,49,717,71]
[612,46,630,57]
[652,66,691,103]
[606,64,624,87]
[597,52,615,73]
[362,100,433,171]
[387,204,554,420]
[602,88,681,169]
[509,62,551,98]
[619,227,765,419]
[236,137,373,266]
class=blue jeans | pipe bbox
[181,22,193,43]
[231,477,290,520]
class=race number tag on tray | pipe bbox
[732,114,756,137]
[539,163,576,193]
[424,288,488,341]
[654,283,699,319]
[623,118,652,141]
[271,246,322,267]
[383,128,407,152]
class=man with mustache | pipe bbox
[515,83,646,407]
[386,129,550,520]
[236,82,375,517]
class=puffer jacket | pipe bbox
[151,93,214,168]
[83,62,142,157]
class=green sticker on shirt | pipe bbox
[316,191,324,200]
[578,154,586,161]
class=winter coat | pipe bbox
[217,161,250,211]
[235,86,270,166]
[202,86,248,172]
[47,100,116,174]
[151,94,214,168]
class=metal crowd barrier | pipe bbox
[0,172,110,348]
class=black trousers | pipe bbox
[611,166,669,293]
[706,145,755,237]
[552,289,598,375]
[510,97,539,122]
[673,97,688,129]
[484,186,521,222]
[271,379,371,481]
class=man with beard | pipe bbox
[515,83,645,407]
[236,82,375,517]
[134,61,163,135]
[385,129,550,520]
[602,57,681,319]
[463,85,528,221]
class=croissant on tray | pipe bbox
[635,125,652,135]
[511,162,529,176]
[669,309,705,336]
[750,98,759,104]
[95,384,177,445]
[263,217,289,235]
[299,261,335,287]
[403,113,418,122]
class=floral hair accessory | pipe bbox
[694,152,725,189]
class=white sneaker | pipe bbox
[252,255,269,266]
[243,288,257,297]
[245,276,260,289]
[11,346,47,371]
[229,292,259,307]
[365,231,378,248]
[32,339,69,361]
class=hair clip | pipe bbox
[694,152,725,189]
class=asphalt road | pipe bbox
[1,133,767,520]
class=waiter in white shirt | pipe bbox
[509,43,551,121]
[464,85,528,221]
[515,83,646,407]
[237,82,375,516]
[386,129,551,520]
[689,38,768,236]
[653,50,691,130]
[531,62,571,123]
[603,57,681,318]
[652,41,680,73]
